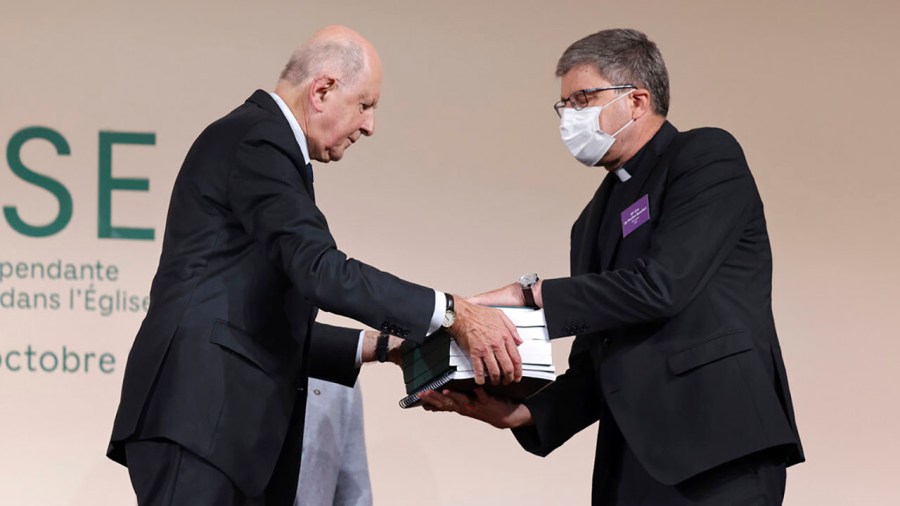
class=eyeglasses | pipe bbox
[553,85,637,117]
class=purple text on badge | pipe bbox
[621,194,651,238]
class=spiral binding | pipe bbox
[398,369,457,409]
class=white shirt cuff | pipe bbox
[428,291,446,336]
[354,330,365,367]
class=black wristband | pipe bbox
[520,273,539,308]
[522,287,536,307]
[376,332,390,363]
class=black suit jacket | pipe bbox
[107,90,434,496]
[514,122,803,491]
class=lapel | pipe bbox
[245,89,316,201]
[572,174,617,276]
[597,122,678,270]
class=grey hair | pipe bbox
[556,28,670,116]
[280,41,365,88]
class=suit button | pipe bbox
[601,337,609,348]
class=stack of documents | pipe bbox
[398,307,555,408]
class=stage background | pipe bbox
[1,1,898,504]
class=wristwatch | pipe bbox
[441,294,456,328]
[519,273,539,307]
[375,332,390,363]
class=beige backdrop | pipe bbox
[1,0,898,504]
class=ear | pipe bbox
[629,88,653,120]
[308,76,339,113]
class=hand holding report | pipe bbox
[419,387,535,429]
[399,307,554,408]
[445,297,523,385]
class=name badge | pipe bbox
[621,194,651,238]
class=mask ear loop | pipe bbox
[608,89,637,137]
[611,118,634,137]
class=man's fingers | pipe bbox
[455,304,525,385]
[489,312,521,384]
[470,352,486,385]
[419,390,480,416]
[443,390,472,407]
[420,391,454,411]
[500,314,523,382]
[472,387,490,403]
[504,337,523,383]
[493,342,516,385]
[419,392,439,410]
[503,314,523,346]
[482,352,502,385]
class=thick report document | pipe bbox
[398,306,555,409]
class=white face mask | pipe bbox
[559,90,634,166]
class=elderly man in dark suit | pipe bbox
[107,25,523,506]
[421,28,804,505]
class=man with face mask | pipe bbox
[106,25,523,506]
[421,28,804,504]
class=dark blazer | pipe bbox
[514,122,803,493]
[107,90,434,497]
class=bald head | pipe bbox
[276,26,383,163]
[279,25,380,90]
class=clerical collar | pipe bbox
[610,122,677,184]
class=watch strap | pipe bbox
[522,285,536,307]
[376,332,390,363]
[520,274,539,307]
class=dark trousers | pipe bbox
[125,432,305,506]
[125,383,307,505]
[125,439,258,505]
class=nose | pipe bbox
[361,111,375,137]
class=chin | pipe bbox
[330,148,349,161]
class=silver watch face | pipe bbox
[519,273,538,288]
[442,309,456,328]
